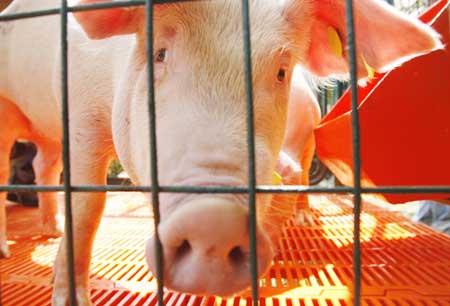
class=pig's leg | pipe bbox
[52,132,112,306]
[0,96,25,258]
[33,141,63,237]
[0,139,14,258]
[282,70,320,226]
[295,135,315,226]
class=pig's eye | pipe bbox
[277,68,286,83]
[155,48,167,63]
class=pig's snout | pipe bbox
[146,197,273,296]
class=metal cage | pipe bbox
[0,0,448,306]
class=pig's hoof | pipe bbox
[42,225,63,238]
[294,210,315,227]
[42,217,64,238]
[0,242,11,258]
[52,287,92,306]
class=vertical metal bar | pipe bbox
[60,0,77,305]
[241,0,259,304]
[343,0,362,305]
[145,1,164,306]
[336,82,345,101]
[319,88,326,116]
[0,258,3,305]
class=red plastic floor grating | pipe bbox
[1,194,450,305]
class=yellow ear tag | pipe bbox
[362,57,375,79]
[327,26,343,58]
[273,172,282,185]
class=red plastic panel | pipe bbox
[315,0,450,203]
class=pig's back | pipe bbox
[0,0,62,140]
[0,0,131,142]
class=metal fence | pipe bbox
[391,0,438,14]
[0,0,448,306]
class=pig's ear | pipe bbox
[286,0,442,78]
[73,0,143,39]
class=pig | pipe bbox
[277,67,321,226]
[0,0,64,260]
[0,0,442,304]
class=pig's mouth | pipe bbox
[146,177,275,296]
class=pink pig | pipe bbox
[0,0,441,304]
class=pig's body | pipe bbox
[0,0,442,305]
[0,0,134,258]
[0,0,134,145]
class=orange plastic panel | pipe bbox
[1,194,450,305]
[315,0,450,204]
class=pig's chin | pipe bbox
[145,194,275,296]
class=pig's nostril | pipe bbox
[175,240,191,260]
[228,246,246,265]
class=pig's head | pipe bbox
[74,0,441,296]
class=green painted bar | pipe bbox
[144,1,164,306]
[60,0,77,304]
[343,0,362,305]
[240,0,259,304]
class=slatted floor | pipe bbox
[1,193,450,305]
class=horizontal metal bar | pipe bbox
[0,185,345,193]
[0,7,60,20]
[0,1,141,21]
[361,187,450,194]
[0,0,204,22]
[1,184,450,194]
